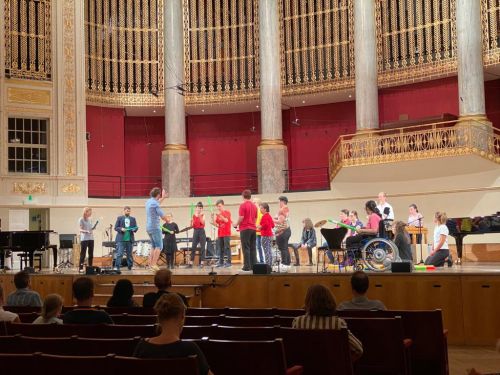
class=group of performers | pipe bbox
[76,189,452,273]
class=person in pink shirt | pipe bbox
[233,190,257,271]
[346,200,382,249]
[257,203,275,266]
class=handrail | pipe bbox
[328,121,500,182]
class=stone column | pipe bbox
[456,0,487,122]
[354,0,379,132]
[162,0,190,197]
[257,0,288,194]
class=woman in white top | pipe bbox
[33,293,63,324]
[425,212,452,267]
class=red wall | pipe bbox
[124,116,165,196]
[485,79,500,130]
[378,77,459,124]
[86,78,500,196]
[187,112,261,195]
[86,106,125,197]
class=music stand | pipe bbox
[320,228,348,273]
[56,234,76,270]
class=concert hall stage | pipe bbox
[1,262,499,346]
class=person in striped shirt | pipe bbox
[292,284,363,361]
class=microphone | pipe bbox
[383,207,390,215]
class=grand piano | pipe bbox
[446,213,500,262]
[0,230,57,270]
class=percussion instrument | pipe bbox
[314,220,327,228]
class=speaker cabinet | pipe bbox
[252,263,271,274]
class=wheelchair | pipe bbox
[346,220,400,272]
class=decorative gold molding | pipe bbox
[61,183,81,193]
[163,144,188,151]
[12,182,47,194]
[259,139,285,146]
[7,87,51,105]
[63,0,77,176]
[457,115,489,123]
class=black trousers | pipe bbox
[292,244,313,265]
[217,236,231,265]
[276,228,291,266]
[190,228,206,262]
[240,229,257,270]
[79,240,94,268]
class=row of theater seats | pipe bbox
[0,309,448,375]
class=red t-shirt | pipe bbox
[365,213,381,233]
[238,200,257,231]
[216,210,232,237]
[259,213,275,237]
[192,214,205,229]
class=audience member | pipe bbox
[292,284,363,360]
[337,271,387,311]
[143,269,188,308]
[133,293,213,375]
[0,285,20,323]
[107,279,137,307]
[63,277,113,324]
[6,270,42,307]
[392,221,413,263]
[33,294,63,324]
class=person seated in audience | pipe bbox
[107,279,137,307]
[143,269,188,308]
[33,294,63,324]
[425,211,452,267]
[0,285,20,323]
[63,277,114,324]
[392,221,413,264]
[337,271,387,311]
[133,293,213,375]
[6,270,42,307]
[292,284,363,361]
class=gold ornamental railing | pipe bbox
[328,121,500,181]
[482,0,500,66]
[4,0,52,81]
[376,0,457,86]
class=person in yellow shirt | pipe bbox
[253,197,265,263]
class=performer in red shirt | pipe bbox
[188,202,206,268]
[213,199,232,268]
[233,190,257,271]
[257,203,275,266]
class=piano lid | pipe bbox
[447,214,500,234]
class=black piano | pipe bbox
[447,213,500,261]
[0,230,57,269]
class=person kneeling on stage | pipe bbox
[425,212,452,267]
[133,293,213,375]
[345,200,382,251]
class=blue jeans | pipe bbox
[256,235,264,263]
[147,229,163,249]
[115,241,133,269]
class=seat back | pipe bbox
[186,307,225,316]
[18,312,40,323]
[210,325,280,341]
[114,355,199,375]
[224,307,274,317]
[338,309,448,375]
[321,228,348,249]
[220,315,295,327]
[273,308,305,317]
[4,306,41,314]
[198,338,290,375]
[185,315,223,326]
[279,327,353,375]
[110,314,157,325]
[180,325,216,339]
[342,317,410,375]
